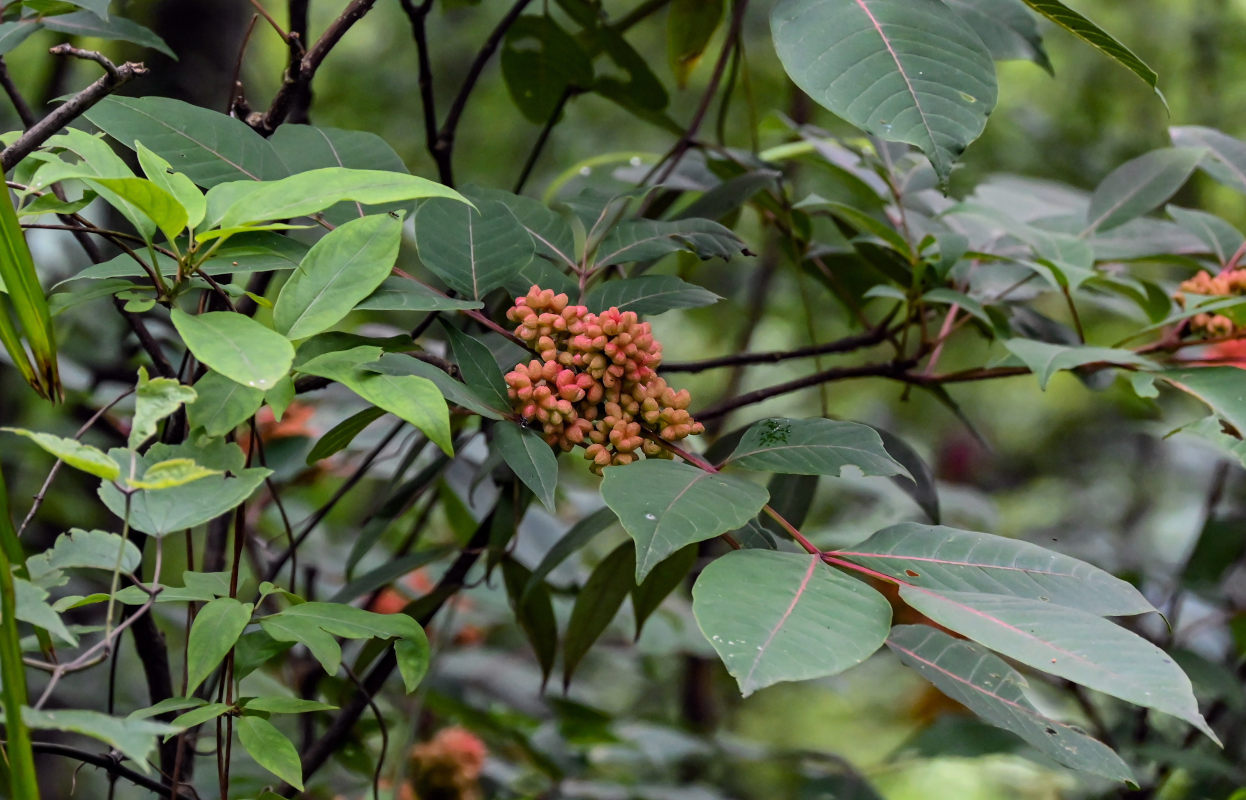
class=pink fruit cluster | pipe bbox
[504,286,704,472]
[1176,269,1246,337]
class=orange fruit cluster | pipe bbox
[1176,269,1246,337]
[504,286,704,472]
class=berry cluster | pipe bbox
[503,286,704,472]
[1175,269,1246,337]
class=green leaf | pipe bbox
[42,11,175,58]
[442,324,511,410]
[835,522,1153,615]
[187,370,265,438]
[130,367,196,449]
[136,142,206,229]
[944,0,1051,71]
[582,276,721,316]
[1157,367,1246,437]
[887,625,1134,782]
[0,428,119,481]
[898,588,1217,742]
[26,529,141,584]
[297,346,452,455]
[522,506,618,601]
[84,97,287,187]
[273,213,402,339]
[127,458,220,490]
[305,407,385,464]
[1084,147,1204,233]
[414,191,534,299]
[1166,205,1244,265]
[0,167,58,400]
[668,0,723,87]
[170,309,294,391]
[1172,126,1246,195]
[260,601,426,681]
[501,558,557,685]
[98,442,271,536]
[771,0,997,187]
[632,543,696,638]
[693,550,892,696]
[726,418,910,479]
[169,703,232,730]
[219,168,465,228]
[1020,0,1161,99]
[19,708,182,774]
[87,177,188,243]
[562,541,635,688]
[356,277,484,312]
[495,423,558,510]
[240,697,336,714]
[502,16,594,123]
[13,578,76,644]
[185,597,253,695]
[236,715,303,790]
[364,354,506,420]
[478,187,577,268]
[395,637,431,693]
[0,21,42,56]
[267,126,412,223]
[128,697,207,720]
[1002,339,1153,390]
[593,218,744,267]
[259,615,341,676]
[601,460,768,582]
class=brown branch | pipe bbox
[251,0,378,135]
[430,0,535,186]
[695,360,917,422]
[0,56,36,128]
[30,743,196,800]
[399,0,439,166]
[0,50,147,172]
[664,321,892,373]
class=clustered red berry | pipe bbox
[504,286,704,473]
[1175,269,1246,337]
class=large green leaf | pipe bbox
[835,523,1152,615]
[19,709,181,775]
[130,367,196,449]
[693,550,892,696]
[296,346,452,455]
[0,21,42,56]
[1084,147,1204,233]
[187,370,265,438]
[41,11,175,59]
[1002,339,1153,390]
[85,177,187,244]
[414,191,535,299]
[502,558,558,685]
[601,460,769,581]
[593,218,744,267]
[273,213,402,339]
[502,16,594,123]
[258,601,426,683]
[582,276,721,316]
[219,168,464,228]
[0,428,119,481]
[943,0,1050,71]
[725,418,910,479]
[1020,0,1161,97]
[170,309,294,391]
[1157,367,1246,436]
[771,0,997,186]
[25,529,141,584]
[887,625,1134,782]
[898,588,1218,742]
[495,423,559,510]
[136,142,207,229]
[356,278,484,312]
[1166,205,1243,265]
[13,578,76,644]
[98,442,271,536]
[562,541,635,688]
[84,97,287,186]
[442,324,511,410]
[236,715,303,790]
[185,597,253,694]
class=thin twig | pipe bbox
[695,360,916,422]
[663,321,892,373]
[1,50,147,171]
[0,55,37,128]
[30,743,196,800]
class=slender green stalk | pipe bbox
[0,468,40,798]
